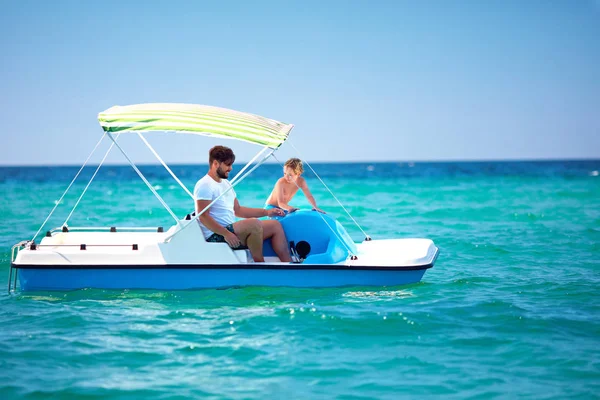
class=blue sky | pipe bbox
[1,0,598,165]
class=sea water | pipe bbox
[1,161,599,398]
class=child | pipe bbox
[265,158,324,214]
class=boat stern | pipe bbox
[353,238,439,268]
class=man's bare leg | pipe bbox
[232,219,264,262]
[261,220,292,262]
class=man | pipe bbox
[194,145,292,263]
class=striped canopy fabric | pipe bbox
[98,103,294,148]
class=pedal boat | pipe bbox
[9,103,439,291]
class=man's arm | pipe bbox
[196,199,236,237]
[234,199,283,218]
[234,198,268,218]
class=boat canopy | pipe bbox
[98,103,293,148]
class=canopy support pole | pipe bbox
[62,133,122,227]
[106,133,180,223]
[137,133,194,199]
[230,145,270,185]
[31,134,106,243]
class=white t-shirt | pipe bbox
[193,175,237,239]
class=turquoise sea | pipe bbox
[1,161,599,399]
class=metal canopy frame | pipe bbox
[31,130,280,244]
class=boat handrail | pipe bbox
[47,226,165,234]
[25,244,143,249]
[9,241,29,293]
[11,241,28,261]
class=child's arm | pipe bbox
[299,178,325,213]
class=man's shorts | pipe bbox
[206,224,247,250]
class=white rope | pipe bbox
[31,134,106,242]
[288,140,370,240]
[164,147,276,242]
[63,133,121,226]
[270,153,357,257]
[106,133,180,222]
[137,132,194,199]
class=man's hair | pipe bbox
[284,158,303,174]
[209,145,235,165]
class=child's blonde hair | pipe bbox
[284,158,304,175]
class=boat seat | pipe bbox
[180,212,248,248]
[233,248,252,263]
[262,210,357,264]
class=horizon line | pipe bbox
[1,156,599,168]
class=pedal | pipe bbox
[289,241,301,263]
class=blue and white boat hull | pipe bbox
[10,211,439,291]
[15,263,434,291]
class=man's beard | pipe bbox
[216,166,229,179]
